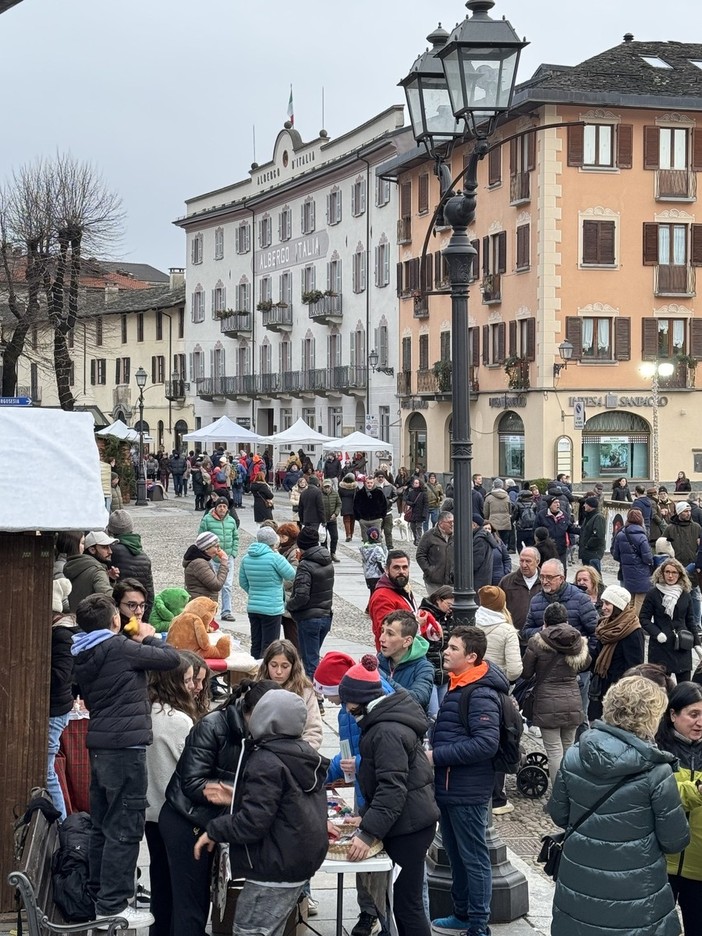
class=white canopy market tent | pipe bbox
[322,429,394,475]
[183,415,263,445]
[96,418,139,443]
[263,417,333,446]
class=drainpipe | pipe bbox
[358,151,372,442]
[161,310,173,437]
[245,203,256,433]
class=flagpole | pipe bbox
[321,86,325,130]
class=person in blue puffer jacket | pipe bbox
[428,626,507,936]
[377,609,435,713]
[314,652,394,936]
[239,526,295,658]
[612,508,654,614]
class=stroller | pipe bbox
[512,676,549,799]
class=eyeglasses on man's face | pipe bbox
[539,574,563,582]
[121,600,146,612]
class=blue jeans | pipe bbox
[172,473,184,495]
[296,616,332,680]
[429,508,440,528]
[438,803,491,931]
[47,712,70,820]
[249,612,282,658]
[234,881,304,936]
[214,556,235,614]
[692,585,702,630]
[583,557,602,573]
[88,748,147,915]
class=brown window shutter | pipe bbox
[422,253,434,290]
[525,318,536,361]
[418,173,429,213]
[410,258,420,290]
[526,131,536,171]
[470,239,480,281]
[565,317,583,359]
[433,250,441,289]
[567,124,584,167]
[516,225,529,269]
[470,327,480,368]
[582,220,599,264]
[482,236,489,276]
[599,221,615,265]
[497,323,506,363]
[690,320,702,360]
[482,324,490,364]
[641,318,659,360]
[692,129,702,173]
[508,320,517,357]
[643,223,659,265]
[643,126,660,170]
[400,181,412,217]
[509,137,518,176]
[614,317,631,361]
[497,231,507,274]
[90,359,96,385]
[488,145,501,185]
[691,225,702,266]
[396,262,403,296]
[617,125,633,169]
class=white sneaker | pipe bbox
[492,802,515,815]
[527,724,542,738]
[95,905,155,930]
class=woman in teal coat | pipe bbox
[199,497,240,621]
[548,675,690,936]
[239,526,295,658]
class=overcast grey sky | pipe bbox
[0,0,694,274]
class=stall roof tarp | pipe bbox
[0,409,109,531]
[322,430,394,453]
[183,416,263,444]
[264,417,333,446]
[96,418,139,442]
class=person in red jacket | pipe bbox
[368,551,418,650]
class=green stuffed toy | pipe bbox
[150,587,191,633]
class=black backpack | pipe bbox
[516,503,536,530]
[52,812,95,922]
[458,682,523,774]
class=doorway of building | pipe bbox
[408,413,427,472]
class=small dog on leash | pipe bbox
[393,515,411,541]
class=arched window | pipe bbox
[582,411,650,479]
[498,411,524,478]
[408,413,428,471]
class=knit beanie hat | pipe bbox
[215,497,230,507]
[477,585,506,613]
[339,654,384,705]
[367,527,381,542]
[600,585,632,612]
[297,526,320,550]
[583,496,599,509]
[655,537,675,558]
[257,526,280,548]
[472,513,485,527]
[308,475,320,487]
[676,501,691,515]
[107,509,133,537]
[314,651,356,696]
[52,577,72,613]
[196,531,219,551]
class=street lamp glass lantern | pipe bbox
[400,25,463,148]
[135,366,147,390]
[368,349,379,371]
[558,340,574,362]
[437,1,527,134]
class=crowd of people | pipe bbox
[48,460,702,936]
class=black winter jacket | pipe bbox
[640,586,698,675]
[165,703,247,827]
[287,545,335,620]
[339,479,358,517]
[299,485,325,526]
[473,528,495,594]
[578,510,606,563]
[403,487,427,523]
[110,537,155,617]
[356,690,439,842]
[251,481,275,523]
[51,614,77,717]
[208,737,329,883]
[535,509,580,557]
[354,487,388,522]
[72,633,180,749]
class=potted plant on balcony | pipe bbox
[256,299,273,312]
[675,353,698,387]
[323,289,338,298]
[213,308,229,320]
[274,300,289,309]
[301,289,324,305]
[504,355,530,390]
[432,359,452,393]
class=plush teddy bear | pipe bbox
[150,587,191,633]
[166,596,231,659]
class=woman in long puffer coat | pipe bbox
[640,558,699,683]
[404,478,428,545]
[548,675,689,936]
[612,509,654,613]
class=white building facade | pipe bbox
[175,107,413,460]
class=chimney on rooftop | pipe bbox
[623,33,634,42]
[169,267,185,289]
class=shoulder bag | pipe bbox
[538,771,644,881]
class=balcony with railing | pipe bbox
[505,358,531,391]
[413,294,429,318]
[510,171,530,204]
[330,365,367,395]
[659,361,696,390]
[655,264,695,296]
[196,377,225,400]
[281,371,302,395]
[300,368,330,394]
[397,370,412,396]
[164,378,187,402]
[397,217,412,244]
[482,273,502,303]
[220,312,252,338]
[307,293,343,325]
[655,169,696,201]
[416,363,479,398]
[257,373,279,396]
[261,305,293,332]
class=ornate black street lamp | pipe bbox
[135,366,148,507]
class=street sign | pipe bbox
[573,400,586,430]
[0,396,32,406]
[365,416,379,438]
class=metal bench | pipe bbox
[9,794,128,936]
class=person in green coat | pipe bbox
[656,680,702,936]
[548,675,689,936]
[199,497,240,621]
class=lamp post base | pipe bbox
[135,478,149,507]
